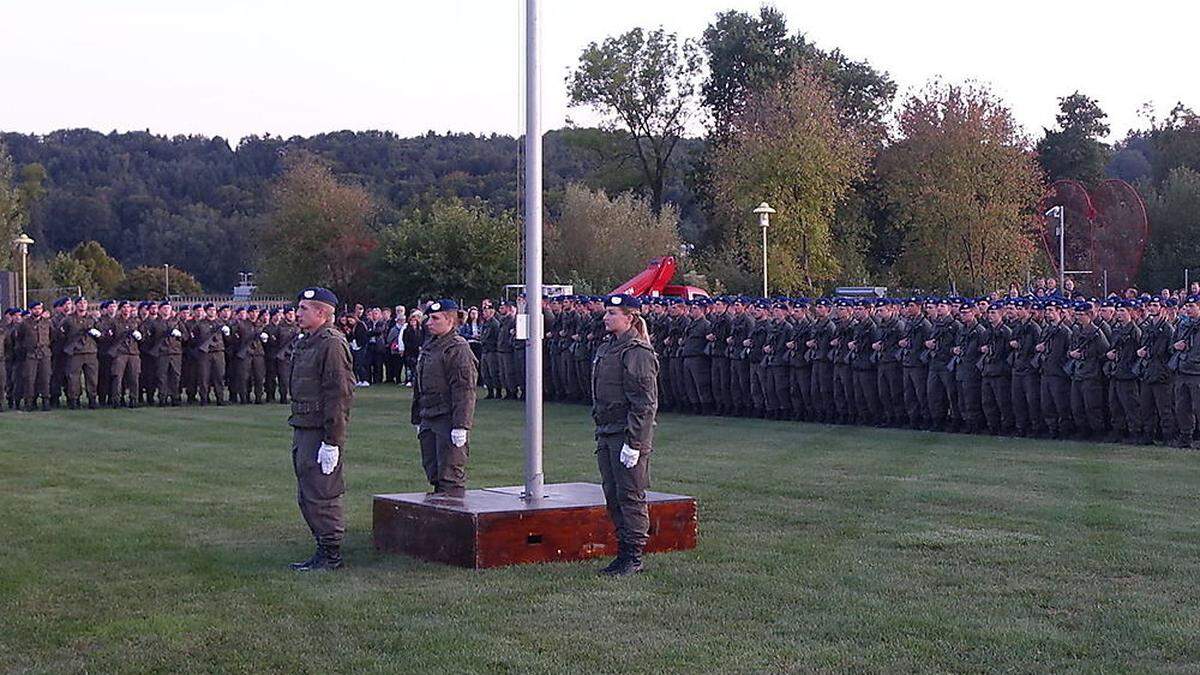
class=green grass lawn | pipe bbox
[3,386,1200,673]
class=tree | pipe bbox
[69,240,125,295]
[1036,92,1112,185]
[258,154,378,301]
[47,252,99,297]
[371,199,517,305]
[0,144,24,270]
[567,27,703,214]
[114,265,203,299]
[546,184,682,292]
[708,66,869,294]
[879,82,1045,295]
[1138,167,1200,290]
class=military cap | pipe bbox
[158,301,172,308]
[28,300,44,309]
[427,299,460,313]
[1074,301,1094,312]
[52,297,68,308]
[218,304,230,311]
[297,287,338,307]
[191,303,203,310]
[246,304,258,312]
[74,296,86,303]
[284,305,296,312]
[1186,295,1200,305]
[1166,298,1179,307]
[4,308,18,315]
[604,294,641,310]
[202,302,215,310]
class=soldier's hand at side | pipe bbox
[806,340,816,349]
[619,444,639,469]
[1106,350,1118,361]
[317,443,339,475]
[924,339,936,349]
[742,339,751,347]
[88,328,102,338]
[413,424,420,434]
[899,339,910,348]
[871,341,883,351]
[1068,349,1082,359]
[451,429,468,447]
[1009,340,1019,349]
[171,329,182,338]
[951,346,961,355]
[132,330,143,341]
[1137,347,1148,358]
[1035,343,1046,353]
[1175,340,1188,351]
[979,345,989,354]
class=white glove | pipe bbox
[171,329,182,338]
[88,328,102,338]
[451,428,468,447]
[132,330,143,341]
[620,444,640,469]
[220,325,231,336]
[317,442,340,475]
[260,332,269,342]
[413,424,421,434]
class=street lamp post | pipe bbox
[164,264,170,298]
[753,203,775,297]
[12,233,34,308]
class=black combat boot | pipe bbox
[598,554,627,575]
[291,545,343,571]
[604,555,644,577]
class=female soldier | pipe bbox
[411,299,478,498]
[591,294,659,576]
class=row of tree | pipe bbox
[3,6,1200,300]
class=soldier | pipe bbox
[1037,300,1075,439]
[103,301,144,407]
[287,287,355,571]
[61,297,102,409]
[49,296,73,407]
[411,299,478,498]
[667,300,691,412]
[1136,297,1176,445]
[479,303,502,399]
[0,308,9,412]
[979,304,1013,435]
[1067,302,1111,440]
[873,300,905,427]
[680,299,714,415]
[574,298,600,406]
[590,294,658,577]
[235,306,267,404]
[138,301,160,405]
[787,301,813,421]
[807,299,836,423]
[747,302,772,418]
[952,303,985,434]
[848,301,880,426]
[706,298,732,415]
[762,301,793,420]
[16,301,53,411]
[925,299,961,432]
[511,294,528,401]
[191,303,230,406]
[496,301,516,399]
[1008,300,1043,437]
[899,298,932,429]
[180,304,201,403]
[1172,295,1200,448]
[146,302,186,406]
[1104,300,1142,443]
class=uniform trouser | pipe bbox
[1174,375,1200,438]
[559,351,578,399]
[981,375,1013,432]
[182,354,196,400]
[22,356,52,401]
[902,366,928,424]
[498,351,514,393]
[291,427,345,547]
[956,376,983,428]
[730,359,751,411]
[66,354,99,401]
[927,366,958,426]
[512,348,526,394]
[197,352,227,403]
[750,363,768,413]
[852,368,880,422]
[767,366,790,413]
[790,366,811,417]
[98,355,113,404]
[111,354,141,401]
[1070,378,1105,434]
[670,356,688,407]
[265,357,279,400]
[481,352,501,390]
[1010,372,1040,433]
[575,358,593,403]
[832,365,853,419]
[1138,381,1175,440]
[51,352,66,402]
[1108,378,1139,435]
[683,356,713,406]
[275,357,291,402]
[877,362,903,421]
[156,354,183,399]
[0,360,6,409]
[234,355,265,401]
[418,415,468,496]
[811,361,834,419]
[710,357,730,410]
[596,431,650,558]
[141,355,157,400]
[1040,376,1073,434]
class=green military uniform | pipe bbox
[16,309,52,411]
[411,301,478,497]
[61,312,101,408]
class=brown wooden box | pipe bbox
[372,482,697,568]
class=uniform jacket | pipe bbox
[411,330,478,429]
[1068,324,1110,381]
[288,323,355,447]
[16,314,52,359]
[1139,317,1175,384]
[61,314,100,356]
[591,327,659,452]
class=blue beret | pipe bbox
[297,287,339,307]
[27,300,42,309]
[52,298,67,308]
[427,299,460,313]
[158,301,172,308]
[4,308,18,315]
[605,294,641,310]
[247,305,259,312]
[1186,295,1200,305]
[1075,302,1094,312]
[74,296,85,303]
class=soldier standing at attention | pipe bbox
[148,302,187,406]
[411,299,478,498]
[16,300,53,411]
[61,298,102,409]
[591,294,658,577]
[287,287,355,571]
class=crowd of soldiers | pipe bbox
[475,292,1200,449]
[1,297,299,411]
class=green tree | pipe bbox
[708,65,869,294]
[69,240,125,295]
[879,82,1045,295]
[1138,167,1200,290]
[567,27,703,214]
[48,252,99,297]
[1036,92,1112,185]
[259,154,378,301]
[0,144,24,270]
[546,184,682,292]
[115,265,203,300]
[371,199,517,305]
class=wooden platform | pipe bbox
[372,482,697,568]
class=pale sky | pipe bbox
[2,0,1194,144]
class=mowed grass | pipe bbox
[2,386,1200,673]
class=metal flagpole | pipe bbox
[523,0,544,500]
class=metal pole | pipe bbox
[165,264,170,298]
[761,225,768,297]
[1103,269,1108,297]
[1057,207,1065,294]
[522,0,544,500]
